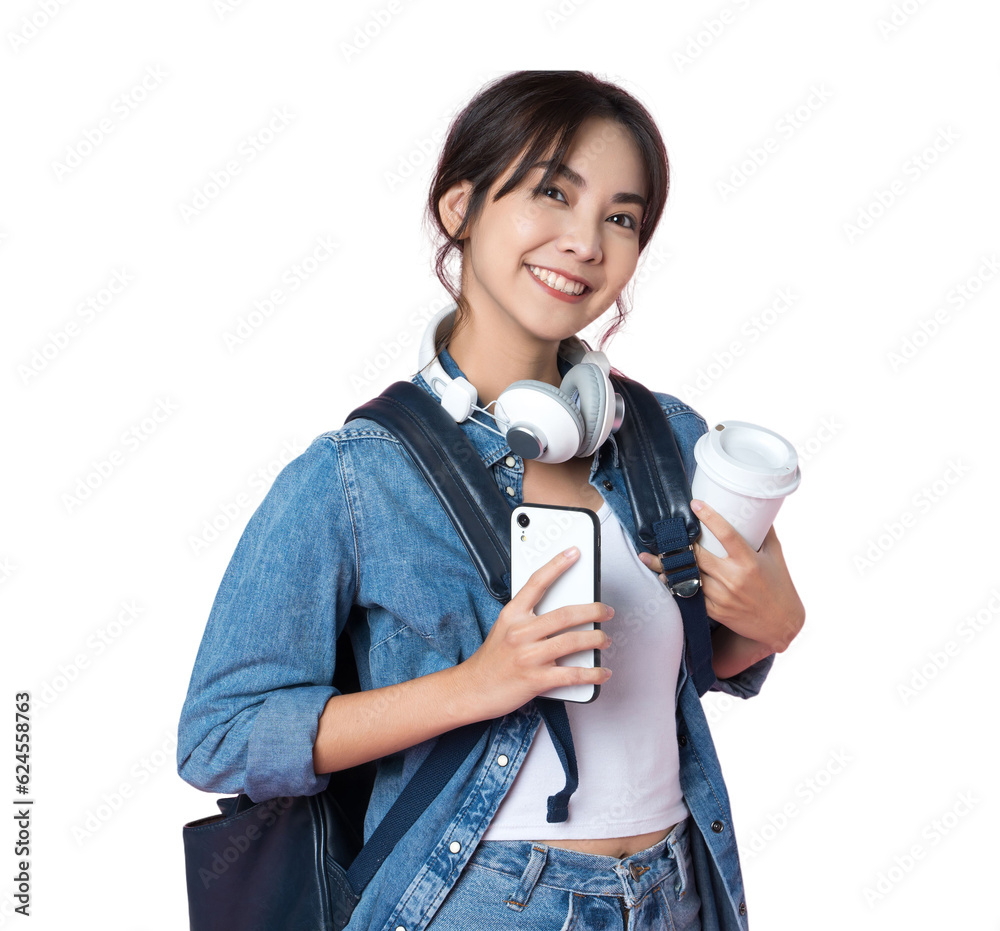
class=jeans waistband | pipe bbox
[467,817,692,902]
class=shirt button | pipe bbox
[505,486,515,496]
[449,841,461,853]
[739,901,747,915]
[678,735,687,746]
[711,820,724,833]
[505,456,516,467]
[603,480,613,490]
[497,754,509,766]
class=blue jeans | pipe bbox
[425,817,702,930]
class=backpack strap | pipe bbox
[347,381,512,601]
[345,719,491,893]
[608,374,717,696]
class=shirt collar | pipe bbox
[412,342,574,470]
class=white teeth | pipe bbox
[528,264,586,296]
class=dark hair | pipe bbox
[423,70,670,359]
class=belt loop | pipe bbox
[503,844,548,912]
[665,824,689,900]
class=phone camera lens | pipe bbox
[517,513,530,528]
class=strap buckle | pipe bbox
[658,543,702,598]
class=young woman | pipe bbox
[177,71,805,931]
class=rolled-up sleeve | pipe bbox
[707,617,776,699]
[176,435,359,802]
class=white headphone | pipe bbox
[417,302,625,463]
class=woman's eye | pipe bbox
[541,186,567,203]
[609,213,638,231]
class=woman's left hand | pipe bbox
[637,499,805,655]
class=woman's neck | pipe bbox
[445,313,564,411]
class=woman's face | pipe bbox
[451,115,649,346]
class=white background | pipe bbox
[2,0,997,927]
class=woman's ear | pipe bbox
[439,181,473,240]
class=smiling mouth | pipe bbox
[525,263,592,296]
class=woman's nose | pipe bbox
[556,224,602,263]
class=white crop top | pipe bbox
[481,499,690,840]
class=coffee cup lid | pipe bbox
[693,421,801,499]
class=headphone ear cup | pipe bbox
[494,380,585,463]
[439,376,478,422]
[559,362,612,458]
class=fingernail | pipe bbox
[691,500,704,512]
[563,545,579,559]
[604,667,613,677]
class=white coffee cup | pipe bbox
[691,421,801,558]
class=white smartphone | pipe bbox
[510,503,602,703]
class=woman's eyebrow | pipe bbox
[529,159,647,210]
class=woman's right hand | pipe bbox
[456,546,614,721]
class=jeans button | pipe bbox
[711,820,724,833]
[739,901,747,915]
[678,734,687,746]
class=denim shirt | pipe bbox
[176,342,776,931]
